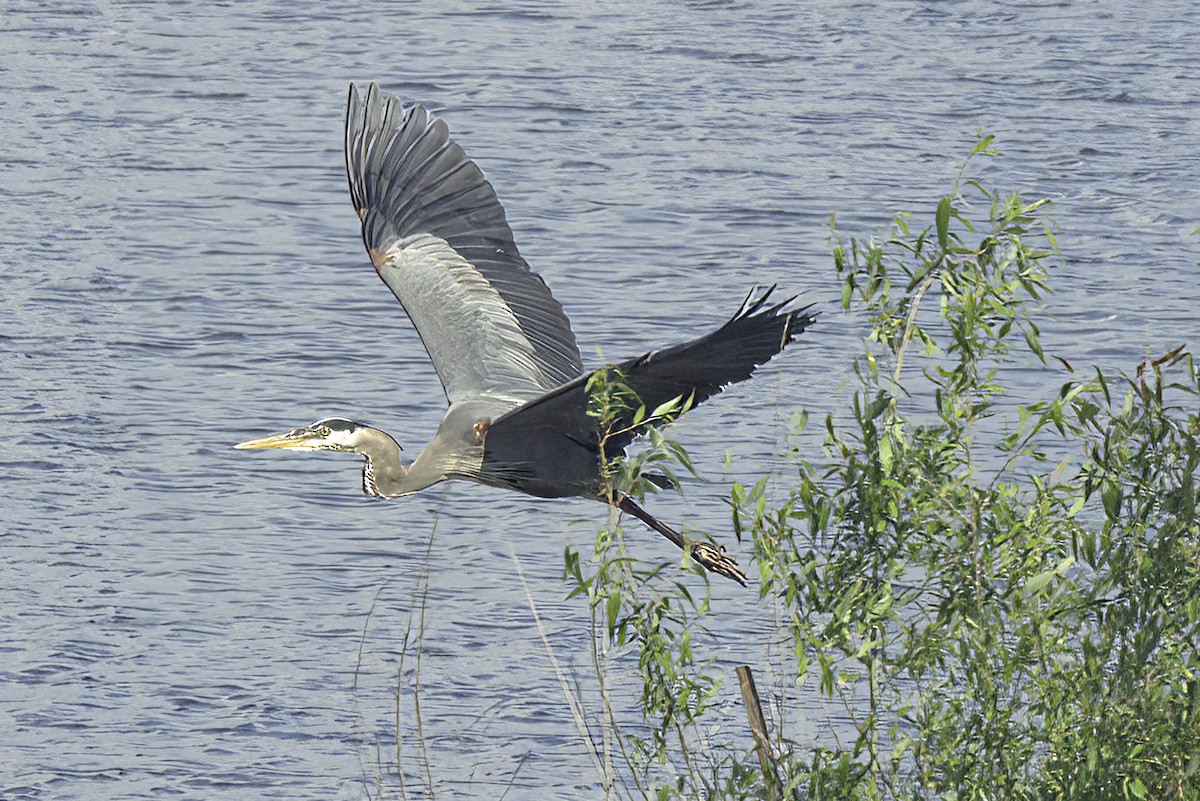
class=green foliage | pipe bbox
[569,369,728,799]
[736,140,1200,799]
[584,368,698,501]
[567,138,1199,800]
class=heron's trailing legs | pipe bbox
[616,494,747,586]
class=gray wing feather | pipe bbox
[345,83,583,404]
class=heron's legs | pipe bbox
[615,494,747,586]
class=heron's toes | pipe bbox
[689,541,747,586]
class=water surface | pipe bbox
[2,1,1197,798]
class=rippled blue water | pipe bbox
[2,1,1197,798]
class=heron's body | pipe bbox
[236,84,816,584]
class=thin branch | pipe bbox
[891,265,939,391]
[511,550,609,786]
[412,520,437,798]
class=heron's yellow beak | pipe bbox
[234,428,320,450]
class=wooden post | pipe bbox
[736,665,782,800]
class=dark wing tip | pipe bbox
[730,285,818,347]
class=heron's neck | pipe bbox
[356,427,437,498]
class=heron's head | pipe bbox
[235,417,381,454]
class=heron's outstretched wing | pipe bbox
[345,83,583,405]
[483,289,816,487]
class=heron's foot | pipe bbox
[614,493,748,587]
[688,540,747,586]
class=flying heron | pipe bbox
[235,83,816,585]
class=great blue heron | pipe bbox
[235,83,815,585]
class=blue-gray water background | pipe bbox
[2,1,1197,798]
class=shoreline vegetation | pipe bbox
[369,139,1199,800]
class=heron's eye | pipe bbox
[319,426,332,437]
